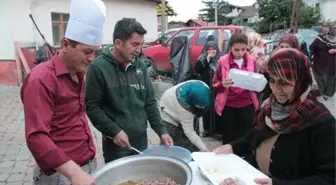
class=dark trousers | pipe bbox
[219,104,255,144]
[102,133,148,163]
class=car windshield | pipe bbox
[159,29,179,42]
[167,29,195,46]
[298,29,318,46]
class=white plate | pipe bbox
[191,152,269,185]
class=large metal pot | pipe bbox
[91,155,193,185]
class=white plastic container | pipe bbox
[188,162,213,185]
[228,69,267,92]
[192,152,269,185]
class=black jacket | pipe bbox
[231,115,335,185]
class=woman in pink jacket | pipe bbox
[212,33,259,144]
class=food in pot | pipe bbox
[219,177,240,185]
[115,177,181,185]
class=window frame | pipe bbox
[166,29,196,46]
[195,29,221,46]
[51,12,69,46]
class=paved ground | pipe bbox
[0,82,222,185]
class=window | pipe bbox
[160,30,176,43]
[167,30,195,46]
[222,29,232,53]
[51,13,69,46]
[224,29,232,40]
[196,29,220,45]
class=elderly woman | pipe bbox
[215,48,335,185]
[259,34,304,102]
[160,80,210,152]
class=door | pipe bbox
[221,29,232,54]
[155,29,196,72]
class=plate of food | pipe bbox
[191,152,269,185]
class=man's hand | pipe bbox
[113,130,131,149]
[70,170,96,185]
[161,134,174,146]
[56,161,96,185]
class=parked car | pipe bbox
[144,28,181,48]
[265,28,318,54]
[143,26,243,74]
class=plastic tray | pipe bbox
[189,162,213,185]
[191,152,269,185]
[228,69,267,92]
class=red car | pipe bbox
[143,26,244,75]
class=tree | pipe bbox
[198,0,232,25]
[256,0,321,33]
[257,0,294,33]
[299,5,321,27]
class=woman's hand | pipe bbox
[213,144,233,154]
[202,148,210,152]
[207,52,217,61]
[256,53,267,72]
[254,178,272,185]
[328,49,336,54]
[222,79,233,88]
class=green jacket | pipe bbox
[85,45,167,139]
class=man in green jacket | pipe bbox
[85,18,173,163]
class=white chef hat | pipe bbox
[65,0,106,46]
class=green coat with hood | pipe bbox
[85,45,167,142]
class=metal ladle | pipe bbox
[131,147,143,155]
[104,135,143,155]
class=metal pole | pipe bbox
[214,0,218,26]
[290,0,302,34]
[161,0,167,33]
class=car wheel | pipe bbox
[145,58,158,79]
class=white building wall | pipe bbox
[0,0,16,60]
[304,0,336,21]
[1,0,158,49]
[320,0,336,21]
[104,0,158,43]
[7,0,35,46]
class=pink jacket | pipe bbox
[212,53,259,116]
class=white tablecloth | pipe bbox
[189,161,213,185]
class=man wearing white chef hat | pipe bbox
[22,0,105,185]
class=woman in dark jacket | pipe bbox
[310,25,336,100]
[214,48,335,185]
[194,41,219,136]
[260,34,305,102]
